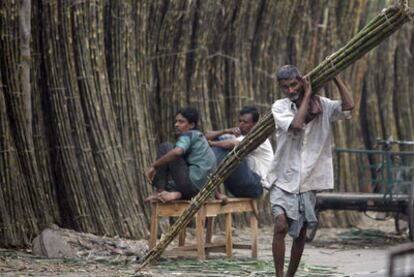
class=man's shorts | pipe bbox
[270,186,318,238]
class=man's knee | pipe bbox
[240,184,263,198]
[274,214,288,235]
[295,227,307,241]
[252,185,263,198]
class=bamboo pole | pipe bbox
[19,0,31,138]
[136,1,413,271]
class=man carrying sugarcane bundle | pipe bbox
[267,65,354,277]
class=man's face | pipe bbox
[238,113,255,136]
[279,78,302,102]
[174,113,195,135]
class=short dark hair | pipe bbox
[276,65,301,81]
[240,106,259,123]
[176,107,199,127]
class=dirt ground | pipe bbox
[0,214,412,277]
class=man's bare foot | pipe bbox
[215,191,228,205]
[144,192,160,202]
[144,190,165,202]
[157,191,182,203]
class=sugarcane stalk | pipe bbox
[310,5,407,78]
[311,7,409,87]
[136,1,412,272]
[311,6,402,77]
[313,15,407,88]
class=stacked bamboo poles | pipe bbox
[0,0,412,248]
[0,0,55,241]
[104,0,156,231]
[359,2,414,195]
[137,1,412,270]
[40,1,115,233]
[31,0,61,223]
[0,68,38,246]
[68,1,145,237]
[361,0,414,151]
[184,0,214,133]
[39,0,150,237]
[132,1,160,224]
[392,28,414,146]
[153,0,191,141]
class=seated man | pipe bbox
[146,107,216,203]
[205,106,273,198]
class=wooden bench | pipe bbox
[148,198,258,260]
[316,192,409,212]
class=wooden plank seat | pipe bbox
[148,197,258,260]
[316,192,409,213]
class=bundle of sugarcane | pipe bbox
[136,1,412,271]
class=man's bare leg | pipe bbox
[286,227,307,277]
[272,214,288,277]
[157,191,182,202]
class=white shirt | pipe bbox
[236,135,273,183]
[265,96,351,193]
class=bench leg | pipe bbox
[178,227,186,247]
[149,202,158,249]
[225,213,233,257]
[250,212,258,258]
[196,207,206,260]
[205,217,214,257]
[206,217,214,243]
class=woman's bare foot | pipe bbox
[157,191,182,203]
[215,191,228,205]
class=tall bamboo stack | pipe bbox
[0,0,413,247]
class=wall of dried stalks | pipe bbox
[0,0,413,246]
